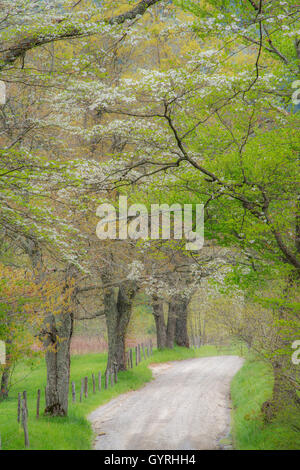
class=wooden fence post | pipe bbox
[146,346,149,358]
[130,348,133,368]
[22,391,28,416]
[84,376,88,398]
[21,398,29,448]
[98,371,101,392]
[92,374,96,394]
[135,346,138,366]
[110,370,114,387]
[150,339,153,355]
[138,344,141,362]
[105,370,109,389]
[36,389,41,419]
[17,392,21,423]
[72,382,76,402]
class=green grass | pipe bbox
[231,357,300,450]
[0,344,237,450]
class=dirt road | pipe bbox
[88,355,244,450]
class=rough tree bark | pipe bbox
[104,280,137,374]
[166,301,176,349]
[21,239,75,417]
[175,297,189,348]
[261,359,300,422]
[43,267,76,417]
[166,295,191,349]
[261,274,300,421]
[152,295,167,349]
[0,366,10,400]
[0,339,11,400]
[44,306,74,417]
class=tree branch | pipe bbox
[0,0,162,70]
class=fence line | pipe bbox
[5,339,154,449]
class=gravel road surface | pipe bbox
[88,355,244,450]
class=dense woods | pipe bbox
[0,0,299,450]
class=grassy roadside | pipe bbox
[0,344,236,450]
[230,357,300,450]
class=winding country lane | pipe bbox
[88,355,244,450]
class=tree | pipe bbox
[0,0,169,417]
[43,266,76,416]
[104,281,138,372]
[72,0,299,417]
[174,294,189,347]
[152,295,167,349]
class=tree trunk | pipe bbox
[104,281,137,373]
[261,273,300,422]
[22,239,75,417]
[43,267,76,417]
[152,296,167,349]
[262,360,300,422]
[175,298,189,348]
[44,309,73,416]
[0,365,10,400]
[0,339,12,400]
[166,301,176,349]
